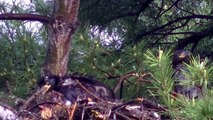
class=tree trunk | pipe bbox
[41,0,80,77]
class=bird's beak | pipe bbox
[179,52,186,59]
[42,84,52,94]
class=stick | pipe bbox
[21,85,51,110]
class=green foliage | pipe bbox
[79,0,213,59]
[144,49,175,108]
[32,0,53,16]
[0,20,46,98]
[0,1,212,119]
[144,49,213,119]
[176,90,213,120]
[180,56,213,89]
[174,57,213,119]
[68,26,150,99]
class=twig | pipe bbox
[21,85,51,110]
[114,111,131,120]
[69,102,77,120]
[112,98,143,111]
[27,101,65,111]
[114,72,151,93]
[158,0,181,18]
[76,80,104,102]
[81,107,85,120]
[142,99,167,111]
[5,81,13,95]
[135,72,152,83]
[113,71,135,93]
[18,110,41,119]
[92,61,118,79]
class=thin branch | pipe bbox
[176,26,213,49]
[21,85,51,110]
[76,80,105,102]
[5,81,13,95]
[114,71,151,99]
[157,0,181,18]
[174,1,195,15]
[156,0,164,19]
[113,71,135,94]
[164,19,190,32]
[0,13,51,23]
[132,15,213,43]
[152,31,194,35]
[92,60,119,79]
[69,102,77,120]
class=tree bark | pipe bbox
[41,0,80,77]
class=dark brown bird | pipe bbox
[172,50,201,99]
[172,50,191,68]
[38,74,115,105]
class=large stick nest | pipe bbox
[0,75,168,120]
[18,90,166,120]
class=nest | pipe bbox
[16,84,167,120]
[0,75,169,120]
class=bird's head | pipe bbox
[38,75,62,90]
[172,50,191,68]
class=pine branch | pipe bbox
[0,13,51,23]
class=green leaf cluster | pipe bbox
[144,49,175,108]
[144,49,213,119]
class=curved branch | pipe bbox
[157,0,182,18]
[132,15,213,43]
[0,13,51,23]
[176,26,213,50]
[152,32,194,35]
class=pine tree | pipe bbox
[144,49,213,119]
